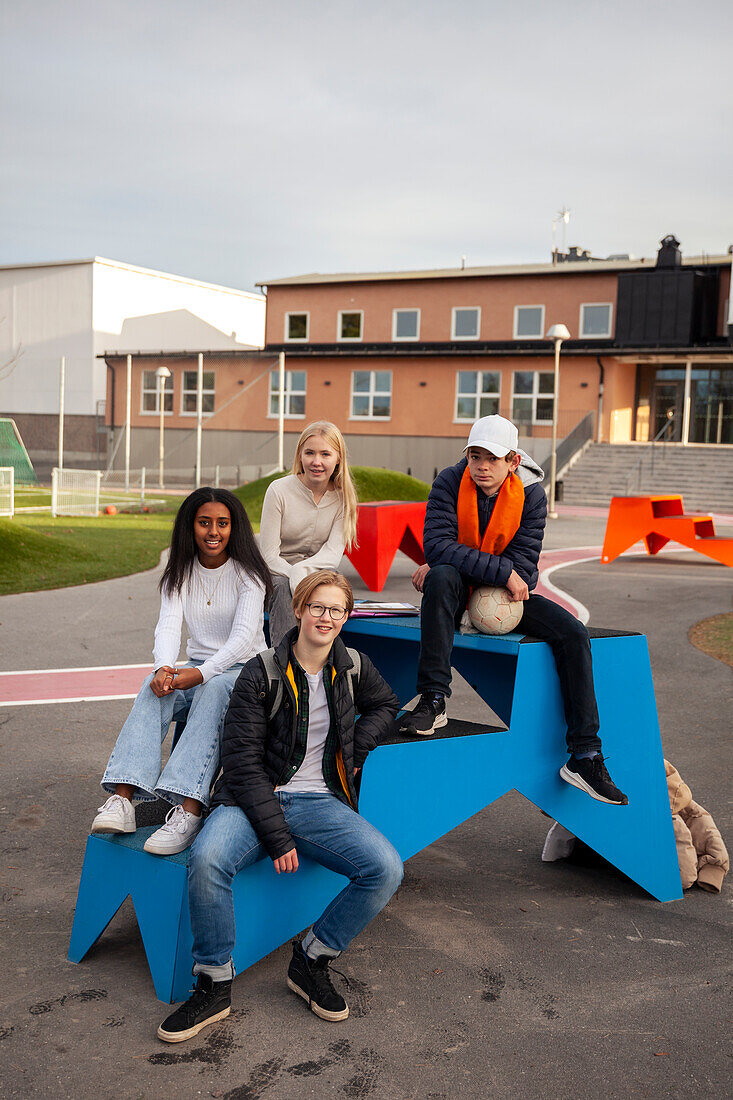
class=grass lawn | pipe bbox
[3,466,429,596]
[0,511,178,596]
[689,613,733,668]
[235,465,430,525]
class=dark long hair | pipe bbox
[160,487,272,601]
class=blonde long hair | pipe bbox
[291,421,358,549]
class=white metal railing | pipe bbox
[104,464,279,490]
[0,466,14,517]
[625,418,676,494]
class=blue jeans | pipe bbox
[189,795,404,980]
[417,563,602,755]
[101,663,243,807]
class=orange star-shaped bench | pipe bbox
[601,495,733,567]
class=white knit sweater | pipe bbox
[153,558,266,682]
[259,474,345,593]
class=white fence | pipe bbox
[0,467,14,517]
[51,468,102,517]
[105,464,279,490]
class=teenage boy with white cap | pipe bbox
[401,414,627,805]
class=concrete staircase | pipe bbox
[560,443,733,513]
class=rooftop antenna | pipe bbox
[551,206,571,264]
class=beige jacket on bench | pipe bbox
[665,760,729,893]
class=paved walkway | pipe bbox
[0,511,730,1099]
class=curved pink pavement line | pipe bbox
[534,546,604,622]
[1,538,696,707]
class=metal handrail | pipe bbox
[625,417,676,493]
[542,411,595,488]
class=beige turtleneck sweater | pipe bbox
[259,474,345,592]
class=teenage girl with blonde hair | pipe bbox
[259,421,358,645]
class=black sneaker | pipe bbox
[287,941,349,1022]
[560,754,628,806]
[400,692,447,737]
[157,973,232,1043]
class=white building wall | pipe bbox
[92,259,265,351]
[91,260,265,426]
[0,258,266,422]
[0,262,95,416]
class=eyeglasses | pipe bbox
[306,603,349,621]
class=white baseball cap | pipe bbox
[463,415,519,458]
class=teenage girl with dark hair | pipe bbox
[91,487,272,855]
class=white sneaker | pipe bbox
[91,794,136,835]
[143,805,203,856]
[541,821,577,862]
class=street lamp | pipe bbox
[155,365,171,488]
[545,323,571,519]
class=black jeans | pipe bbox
[416,563,602,755]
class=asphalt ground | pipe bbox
[0,512,731,1099]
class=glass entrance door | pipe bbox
[690,367,733,444]
[651,381,683,441]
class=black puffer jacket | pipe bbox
[211,629,400,860]
[423,457,547,590]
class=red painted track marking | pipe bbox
[0,664,151,707]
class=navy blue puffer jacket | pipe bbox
[422,458,547,590]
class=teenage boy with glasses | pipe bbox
[158,569,402,1042]
[402,414,627,807]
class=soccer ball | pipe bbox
[468,585,524,635]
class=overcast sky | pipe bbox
[2,0,731,293]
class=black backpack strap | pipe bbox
[345,647,361,706]
[258,648,283,719]
[261,646,359,716]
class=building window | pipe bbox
[284,312,309,342]
[182,370,215,415]
[452,307,480,339]
[269,370,306,418]
[580,303,613,338]
[338,310,363,341]
[351,370,391,419]
[141,369,173,414]
[392,308,420,340]
[512,370,555,423]
[513,305,545,339]
[455,371,501,421]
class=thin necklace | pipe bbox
[197,562,226,606]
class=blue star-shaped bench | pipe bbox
[69,620,680,1002]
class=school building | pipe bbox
[104,236,733,484]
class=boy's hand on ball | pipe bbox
[506,570,529,602]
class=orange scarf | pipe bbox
[456,466,525,555]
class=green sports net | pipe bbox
[0,419,37,485]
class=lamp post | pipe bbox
[195,353,204,488]
[545,323,571,519]
[277,351,285,470]
[58,356,66,472]
[155,365,171,489]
